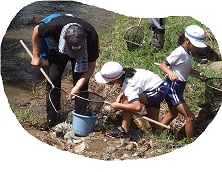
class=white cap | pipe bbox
[95,61,123,84]
[185,25,207,48]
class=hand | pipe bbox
[110,102,120,111]
[168,72,179,82]
[116,92,124,103]
[66,93,75,101]
[199,73,208,82]
[31,55,42,70]
[68,87,80,101]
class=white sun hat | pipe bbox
[185,25,207,48]
[95,61,123,84]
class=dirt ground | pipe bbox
[11,75,219,161]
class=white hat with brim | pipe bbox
[185,25,207,48]
[95,61,123,84]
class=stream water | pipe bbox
[1,1,118,104]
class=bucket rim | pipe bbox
[72,110,98,118]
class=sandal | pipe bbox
[105,126,130,138]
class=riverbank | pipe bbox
[9,15,222,160]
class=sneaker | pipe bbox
[39,119,64,131]
[40,120,56,131]
[40,113,67,131]
[105,126,130,138]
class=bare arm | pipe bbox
[70,61,96,96]
[159,61,179,81]
[111,93,142,112]
[31,25,42,70]
[115,92,124,103]
[110,100,142,112]
[190,68,207,81]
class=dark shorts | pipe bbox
[164,77,186,107]
[144,82,167,109]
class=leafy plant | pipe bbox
[13,109,40,126]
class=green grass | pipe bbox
[16,16,221,153]
[13,16,222,159]
[13,109,40,126]
[98,15,221,113]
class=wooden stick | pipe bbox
[133,113,170,129]
[19,40,55,88]
[154,62,160,66]
[138,18,142,26]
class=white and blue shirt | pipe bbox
[165,45,192,82]
[121,69,163,103]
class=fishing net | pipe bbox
[123,26,144,51]
[49,89,107,116]
[205,78,222,101]
[74,91,106,115]
[204,78,222,113]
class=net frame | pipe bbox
[204,77,222,115]
[205,77,222,102]
[49,90,110,116]
[205,77,222,92]
[19,40,110,116]
[123,18,144,51]
[123,26,144,46]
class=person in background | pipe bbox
[95,61,167,138]
[31,14,99,130]
[159,25,207,138]
[148,18,166,51]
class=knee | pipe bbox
[186,115,195,124]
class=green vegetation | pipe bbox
[98,15,221,113]
[14,109,40,126]
[16,16,221,158]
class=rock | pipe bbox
[133,117,150,129]
[126,142,138,151]
[64,131,75,139]
[106,147,116,154]
[74,141,86,154]
[208,61,222,73]
[126,143,135,151]
[121,153,132,160]
[138,138,146,145]
[104,105,112,112]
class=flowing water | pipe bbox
[1,1,118,103]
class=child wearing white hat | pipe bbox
[159,25,207,138]
[95,61,167,138]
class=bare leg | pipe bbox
[176,103,195,138]
[122,111,133,133]
[162,103,195,138]
[161,106,178,125]
[146,108,162,134]
[139,93,162,134]
[120,95,133,133]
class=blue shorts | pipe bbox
[144,82,167,109]
[165,77,186,107]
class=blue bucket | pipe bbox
[72,111,98,136]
